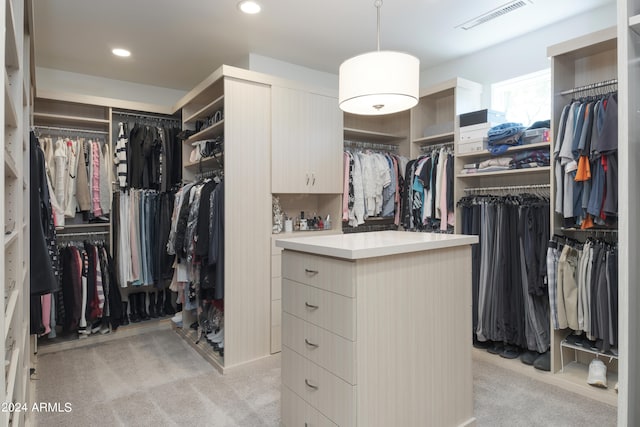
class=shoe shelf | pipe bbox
[457,166,551,178]
[560,338,619,370]
[36,319,171,355]
[556,361,618,406]
[172,323,224,374]
[456,141,550,159]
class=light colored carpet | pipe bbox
[33,329,617,426]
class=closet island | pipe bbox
[276,230,478,427]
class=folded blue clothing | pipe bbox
[487,122,526,142]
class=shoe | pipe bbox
[91,320,102,334]
[156,290,166,317]
[121,302,130,326]
[138,293,149,321]
[487,342,505,355]
[473,339,492,349]
[129,293,140,323]
[171,311,183,324]
[500,345,521,359]
[100,325,111,334]
[148,292,158,318]
[520,351,539,366]
[587,358,608,388]
[615,382,619,393]
[164,289,176,316]
[565,332,583,345]
[190,321,199,330]
[533,351,551,372]
[207,328,224,343]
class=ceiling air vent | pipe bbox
[455,0,532,30]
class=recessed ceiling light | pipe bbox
[238,0,261,14]
[112,48,131,57]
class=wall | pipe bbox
[36,67,186,113]
[420,3,617,106]
[247,53,339,90]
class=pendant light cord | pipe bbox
[375,0,382,51]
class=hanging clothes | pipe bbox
[458,193,551,354]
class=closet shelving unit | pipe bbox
[410,77,482,159]
[547,26,619,406]
[173,65,272,372]
[2,0,30,425]
[32,98,111,231]
[617,1,640,424]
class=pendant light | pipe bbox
[339,0,420,116]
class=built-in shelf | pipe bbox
[629,14,640,34]
[4,289,19,340]
[560,339,618,362]
[457,166,551,178]
[185,120,224,144]
[412,132,455,145]
[457,142,551,159]
[561,227,618,233]
[33,112,110,127]
[184,155,224,169]
[4,230,19,248]
[183,94,224,124]
[5,0,20,69]
[343,127,404,142]
[57,223,110,230]
[4,152,18,178]
[5,71,18,128]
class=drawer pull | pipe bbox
[305,379,319,390]
[304,338,319,348]
[304,268,319,275]
[305,302,319,310]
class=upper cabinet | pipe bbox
[272,86,343,194]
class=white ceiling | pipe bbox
[32,0,614,91]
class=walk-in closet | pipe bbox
[2,1,639,426]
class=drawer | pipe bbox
[283,312,356,385]
[282,347,355,427]
[283,279,355,341]
[281,385,338,427]
[282,251,356,298]
[272,276,282,300]
[272,254,282,278]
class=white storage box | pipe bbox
[457,137,487,154]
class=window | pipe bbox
[491,69,550,127]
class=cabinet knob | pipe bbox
[304,268,319,275]
[305,338,319,349]
[305,302,319,310]
[305,379,319,390]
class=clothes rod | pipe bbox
[34,125,108,135]
[344,140,399,152]
[420,141,454,152]
[559,79,617,96]
[57,231,110,237]
[112,110,180,122]
[464,184,550,193]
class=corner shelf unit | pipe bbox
[548,26,619,406]
[2,0,30,425]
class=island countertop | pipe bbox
[275,230,478,260]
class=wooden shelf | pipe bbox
[457,166,551,178]
[4,0,20,70]
[629,14,640,34]
[184,154,223,169]
[457,142,551,159]
[32,112,110,127]
[5,70,18,128]
[57,223,110,230]
[183,94,224,124]
[185,120,224,144]
[412,132,455,145]
[343,127,404,142]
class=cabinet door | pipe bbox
[272,86,311,193]
[307,93,343,193]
